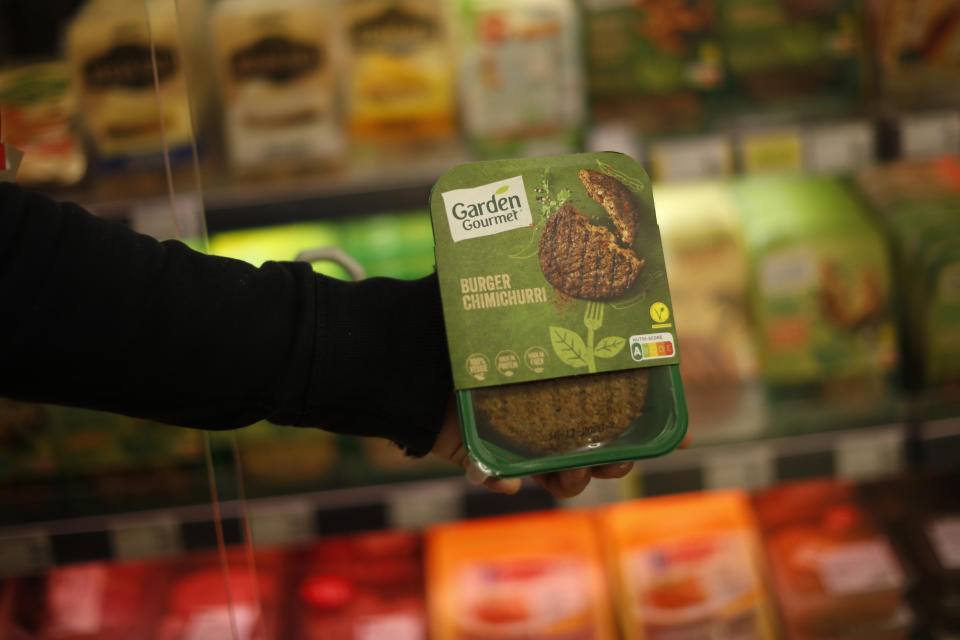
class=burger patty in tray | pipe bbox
[472,368,651,456]
[538,205,645,300]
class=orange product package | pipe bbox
[426,509,616,640]
[599,490,779,640]
[753,479,910,639]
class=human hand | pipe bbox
[430,396,691,499]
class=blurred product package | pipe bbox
[292,531,427,640]
[599,490,779,640]
[233,420,339,487]
[753,479,911,640]
[3,561,172,639]
[583,0,724,135]
[48,405,202,478]
[718,0,861,114]
[341,0,457,147]
[156,547,288,640]
[66,0,206,166]
[733,176,901,431]
[207,220,351,280]
[211,0,346,172]
[860,473,960,635]
[657,180,767,443]
[0,62,87,185]
[0,398,56,483]
[867,0,960,108]
[856,158,960,411]
[427,510,617,640]
[454,0,585,158]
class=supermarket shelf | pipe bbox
[38,109,959,236]
[0,419,947,576]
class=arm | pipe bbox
[0,182,450,455]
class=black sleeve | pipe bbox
[0,182,451,456]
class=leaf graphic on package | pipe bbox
[550,326,589,368]
[496,185,509,194]
[594,336,626,359]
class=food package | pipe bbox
[207,220,351,280]
[454,0,585,157]
[429,152,687,477]
[733,175,900,431]
[211,0,345,170]
[339,210,437,279]
[0,62,87,185]
[718,0,861,114]
[341,0,457,145]
[156,547,288,640]
[0,398,56,481]
[860,473,960,634]
[66,0,199,163]
[754,479,910,639]
[856,158,960,408]
[867,0,960,108]
[293,531,427,639]
[234,420,339,487]
[583,0,724,135]
[49,405,202,476]
[427,510,616,640]
[656,180,766,443]
[3,561,171,639]
[599,490,779,640]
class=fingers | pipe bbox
[482,476,522,495]
[678,433,693,450]
[590,461,634,479]
[532,468,591,499]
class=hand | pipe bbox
[430,395,691,499]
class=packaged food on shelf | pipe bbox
[718,0,861,114]
[3,561,172,639]
[867,0,960,108]
[48,405,202,477]
[599,490,779,640]
[583,0,723,135]
[0,398,56,482]
[856,158,960,409]
[211,0,345,172]
[0,62,87,185]
[427,510,616,640]
[754,479,910,639]
[733,175,900,432]
[157,547,288,640]
[234,420,338,487]
[293,531,426,639]
[339,210,436,280]
[860,473,960,634]
[656,180,766,443]
[66,0,202,165]
[429,152,687,477]
[341,0,457,146]
[454,0,585,158]
[207,220,351,280]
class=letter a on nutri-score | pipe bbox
[441,175,533,242]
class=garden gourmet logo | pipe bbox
[441,176,533,242]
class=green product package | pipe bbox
[718,0,861,113]
[733,175,900,428]
[429,152,687,477]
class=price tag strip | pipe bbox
[803,121,875,173]
[650,134,734,182]
[740,129,803,174]
[835,427,904,481]
[901,111,960,159]
[704,444,775,491]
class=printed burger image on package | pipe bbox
[430,152,688,477]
